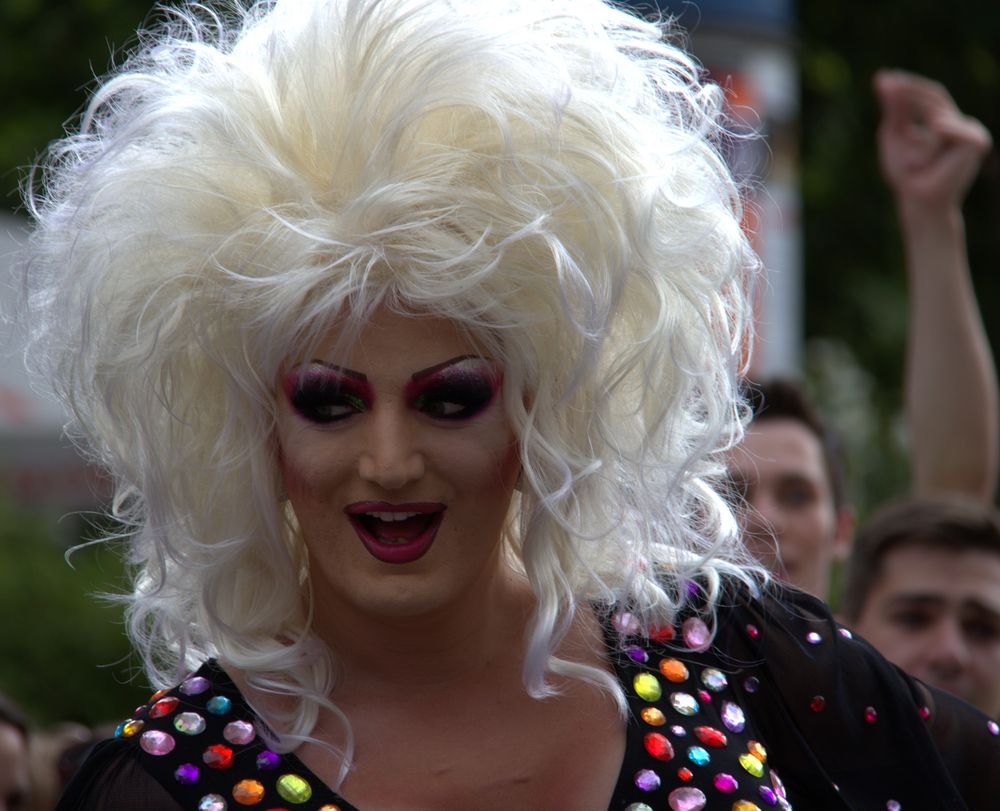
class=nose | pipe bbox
[357,405,426,490]
[924,619,971,679]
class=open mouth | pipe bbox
[345,502,446,564]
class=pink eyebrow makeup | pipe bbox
[404,355,502,422]
[282,362,374,424]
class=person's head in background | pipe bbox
[727,378,854,599]
[841,497,1000,718]
[0,694,30,811]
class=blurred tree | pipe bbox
[0,498,149,727]
[799,1,1000,517]
[0,0,154,209]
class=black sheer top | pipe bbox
[58,583,999,810]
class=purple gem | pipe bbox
[806,631,822,645]
[670,725,686,737]
[988,720,999,735]
[256,750,281,770]
[838,627,853,639]
[634,769,661,792]
[743,676,760,694]
[626,645,649,663]
[713,772,738,793]
[174,763,200,785]
[759,785,778,806]
[180,676,211,696]
[886,802,901,811]
[721,701,746,733]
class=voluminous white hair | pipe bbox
[21,0,763,780]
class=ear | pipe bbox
[831,506,856,562]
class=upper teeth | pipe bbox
[366,511,420,522]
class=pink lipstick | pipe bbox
[344,502,446,564]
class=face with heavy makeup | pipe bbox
[275,306,522,624]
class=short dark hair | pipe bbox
[745,377,848,511]
[841,496,1000,621]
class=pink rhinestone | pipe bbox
[697,690,712,704]
[838,627,853,639]
[806,631,822,645]
[919,706,932,721]
[140,730,176,756]
[668,786,707,811]
[713,772,738,793]
[746,624,760,639]
[614,612,640,635]
[223,720,256,745]
[988,720,999,735]
[886,801,901,811]
[864,706,878,724]
[682,618,711,652]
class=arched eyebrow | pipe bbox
[308,361,368,382]
[409,355,490,382]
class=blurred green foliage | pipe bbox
[0,498,149,727]
[799,1,1000,518]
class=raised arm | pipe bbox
[875,69,998,502]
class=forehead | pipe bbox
[875,546,1000,611]
[730,418,829,484]
[313,307,482,370]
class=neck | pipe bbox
[315,564,537,695]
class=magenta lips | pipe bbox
[344,502,446,564]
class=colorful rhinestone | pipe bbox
[693,726,727,748]
[660,658,690,683]
[809,695,826,712]
[624,805,654,811]
[687,745,711,766]
[713,773,738,793]
[232,779,266,805]
[634,673,662,702]
[745,624,760,639]
[739,752,765,778]
[181,676,212,696]
[224,720,256,745]
[203,744,235,770]
[758,785,778,806]
[256,750,281,770]
[677,767,693,781]
[649,624,676,643]
[743,677,760,694]
[667,786,707,811]
[174,763,200,785]
[701,668,728,692]
[634,769,661,792]
[682,618,711,652]
[198,794,226,811]
[626,645,649,663]
[805,632,822,645]
[149,697,180,718]
[669,692,699,716]
[276,774,313,804]
[886,802,901,811]
[641,707,667,727]
[721,701,746,733]
[140,730,176,756]
[733,801,763,811]
[864,706,878,724]
[747,741,767,763]
[120,719,144,738]
[644,732,675,762]
[207,696,233,715]
[174,712,207,735]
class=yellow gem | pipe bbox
[121,719,144,737]
[659,658,689,683]
[276,774,313,804]
[318,807,343,811]
[747,739,767,763]
[732,801,762,811]
[633,672,662,702]
[640,706,666,726]
[738,752,765,778]
[233,779,265,805]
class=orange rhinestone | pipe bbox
[659,658,689,683]
[232,779,265,805]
